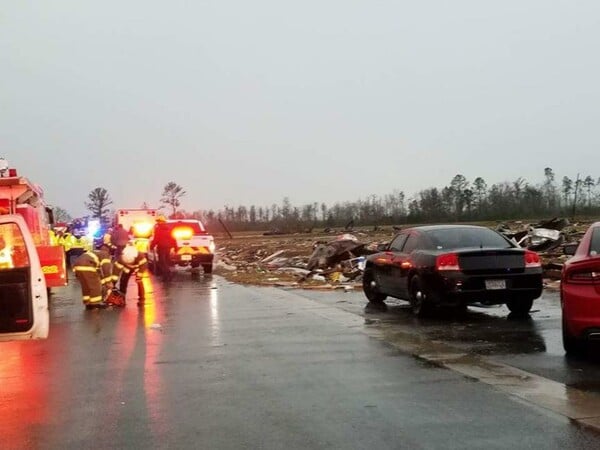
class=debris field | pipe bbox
[213,218,594,292]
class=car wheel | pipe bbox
[202,264,213,274]
[409,275,431,317]
[362,268,386,303]
[506,297,534,316]
[562,317,583,356]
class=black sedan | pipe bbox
[362,225,543,316]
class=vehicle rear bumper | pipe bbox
[433,272,543,305]
[170,254,214,265]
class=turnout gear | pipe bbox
[73,248,112,308]
[112,246,148,306]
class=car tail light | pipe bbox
[172,227,193,240]
[436,253,460,271]
[524,250,541,268]
[568,270,600,284]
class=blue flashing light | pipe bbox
[87,220,100,238]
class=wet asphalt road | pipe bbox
[295,288,600,393]
[1,272,599,449]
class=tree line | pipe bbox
[70,168,600,232]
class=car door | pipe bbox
[390,232,421,298]
[0,215,49,341]
[375,233,408,294]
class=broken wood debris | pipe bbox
[214,220,593,291]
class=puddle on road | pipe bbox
[365,302,550,356]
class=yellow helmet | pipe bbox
[156,215,167,223]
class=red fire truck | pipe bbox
[0,160,67,288]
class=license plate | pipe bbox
[485,279,506,290]
[181,255,192,261]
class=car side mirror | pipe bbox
[377,243,389,252]
[563,243,578,256]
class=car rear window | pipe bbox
[166,221,205,234]
[425,227,512,250]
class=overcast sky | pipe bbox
[2,1,599,218]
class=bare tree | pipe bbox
[160,182,186,217]
[53,206,72,223]
[85,187,113,221]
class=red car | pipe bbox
[561,221,600,354]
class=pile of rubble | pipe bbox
[496,217,592,289]
[215,231,384,291]
[214,218,594,292]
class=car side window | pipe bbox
[402,233,421,253]
[389,234,408,251]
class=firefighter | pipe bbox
[150,215,174,279]
[72,245,113,309]
[59,229,74,267]
[112,244,148,306]
[102,227,113,252]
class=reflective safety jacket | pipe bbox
[60,233,74,252]
[48,230,59,246]
[70,235,92,251]
[72,249,113,284]
[133,238,150,254]
[112,254,148,283]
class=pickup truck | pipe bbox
[147,219,215,275]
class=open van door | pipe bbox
[0,214,49,341]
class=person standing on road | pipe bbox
[72,245,113,309]
[150,216,174,279]
[112,244,149,306]
[111,224,130,259]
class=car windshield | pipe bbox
[425,227,513,250]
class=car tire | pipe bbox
[202,264,213,274]
[409,275,431,317]
[506,297,534,316]
[562,317,583,356]
[362,268,386,303]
